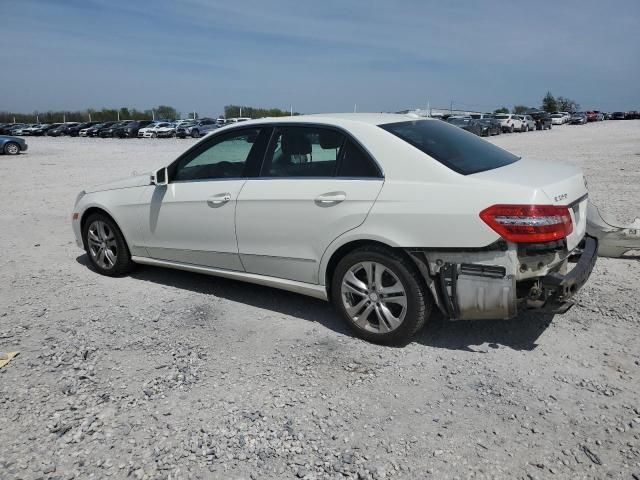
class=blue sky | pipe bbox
[2,0,639,116]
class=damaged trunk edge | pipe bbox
[406,235,598,322]
[586,202,640,258]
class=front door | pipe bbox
[236,125,384,284]
[138,127,268,270]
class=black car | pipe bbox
[112,120,154,138]
[47,123,80,136]
[67,122,100,137]
[611,111,626,120]
[97,122,130,138]
[526,111,552,130]
[31,123,62,136]
[98,121,130,138]
[447,117,486,136]
[625,111,639,119]
[84,122,116,137]
[476,118,502,136]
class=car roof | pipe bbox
[216,113,435,131]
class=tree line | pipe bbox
[0,105,180,124]
[224,105,300,119]
[493,92,580,115]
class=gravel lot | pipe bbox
[1,121,639,480]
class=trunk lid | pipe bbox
[472,158,588,250]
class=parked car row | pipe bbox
[446,111,554,136]
[1,109,637,140]
[0,116,254,139]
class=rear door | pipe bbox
[235,125,384,284]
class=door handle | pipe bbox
[207,193,231,208]
[314,191,346,207]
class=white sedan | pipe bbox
[72,114,597,344]
[138,122,174,138]
[551,114,565,125]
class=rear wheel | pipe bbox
[82,213,134,276]
[3,142,20,155]
[331,246,431,345]
[191,129,200,138]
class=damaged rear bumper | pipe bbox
[538,236,598,313]
[408,236,598,321]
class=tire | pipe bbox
[151,132,157,138]
[191,129,200,138]
[3,142,20,155]
[331,245,431,345]
[509,125,514,133]
[82,213,134,276]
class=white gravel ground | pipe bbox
[0,120,639,480]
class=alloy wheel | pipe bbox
[5,143,19,155]
[87,220,118,270]
[341,262,407,334]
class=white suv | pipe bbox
[72,114,596,344]
[493,114,523,133]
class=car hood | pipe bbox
[85,173,151,193]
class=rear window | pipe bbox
[380,120,520,175]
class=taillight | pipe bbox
[480,204,573,243]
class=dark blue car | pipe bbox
[0,135,28,155]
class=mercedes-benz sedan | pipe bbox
[72,114,597,344]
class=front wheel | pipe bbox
[509,125,514,133]
[331,246,431,345]
[3,142,20,155]
[191,129,200,138]
[82,213,134,276]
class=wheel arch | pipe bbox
[321,237,419,301]
[79,206,131,252]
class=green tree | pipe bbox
[542,92,557,112]
[556,96,579,113]
[119,107,131,120]
[154,105,178,120]
[493,106,509,114]
[512,105,529,114]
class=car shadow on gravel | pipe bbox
[415,310,554,352]
[77,255,554,351]
[76,255,349,335]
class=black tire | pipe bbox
[509,125,514,133]
[3,142,20,155]
[331,245,431,345]
[191,129,200,138]
[82,213,134,276]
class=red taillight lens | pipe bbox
[480,204,573,243]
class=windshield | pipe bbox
[380,120,520,175]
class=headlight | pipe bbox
[74,190,86,206]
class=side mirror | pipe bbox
[151,167,168,186]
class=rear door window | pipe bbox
[381,120,519,175]
[261,126,345,177]
[336,140,381,178]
